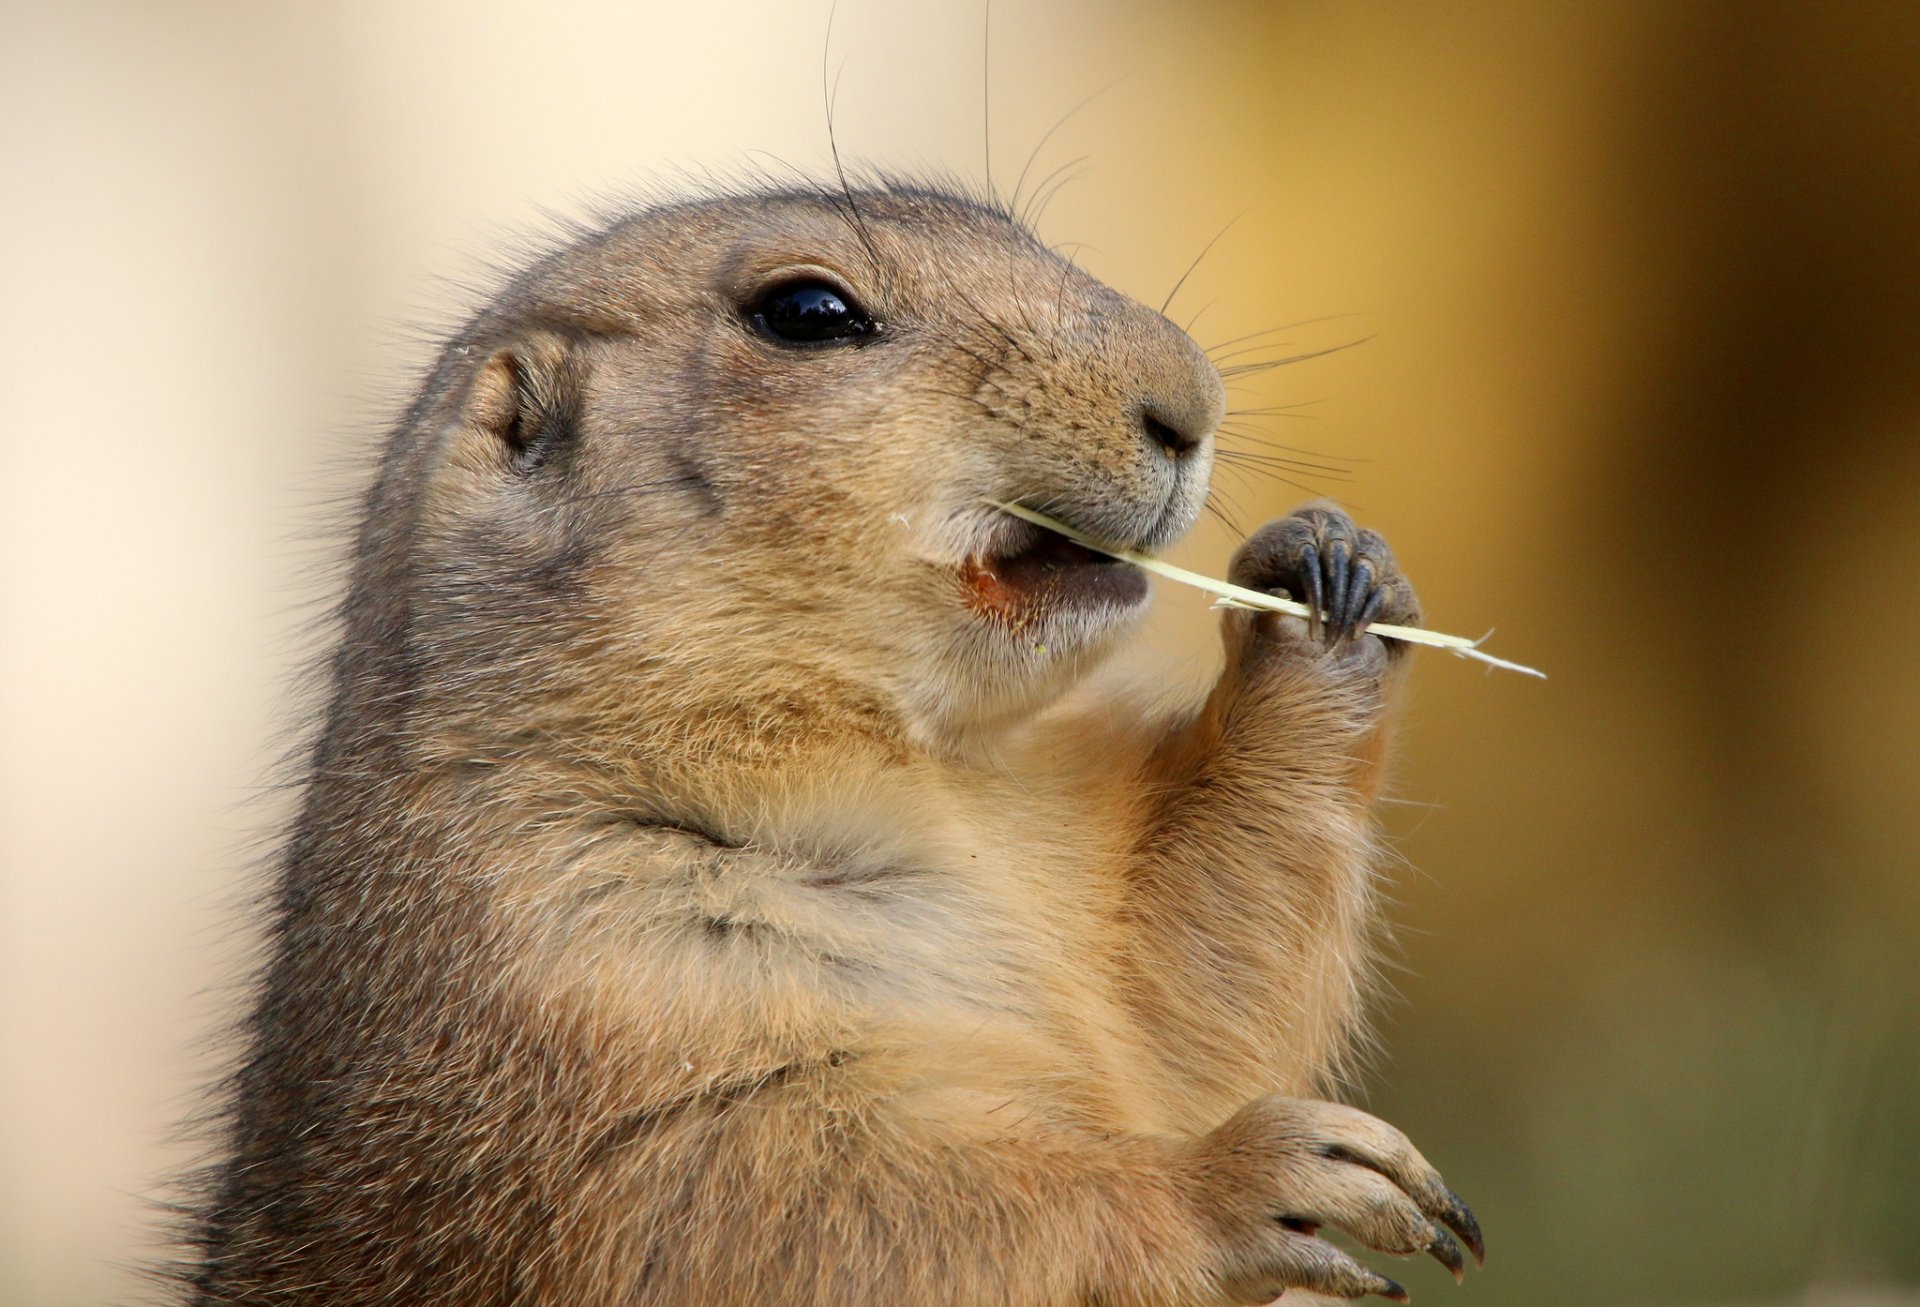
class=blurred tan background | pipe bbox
[4,2,1918,1304]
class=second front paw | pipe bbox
[1180,1096,1483,1304]
[1228,503,1421,657]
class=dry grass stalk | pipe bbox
[989,501,1545,678]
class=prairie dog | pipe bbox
[180,181,1481,1305]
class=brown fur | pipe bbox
[177,180,1477,1305]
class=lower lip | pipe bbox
[959,549,1149,627]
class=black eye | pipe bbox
[749,280,878,347]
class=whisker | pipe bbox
[1201,495,1244,537]
[1209,342,1310,366]
[1218,337,1372,378]
[1217,430,1366,464]
[1011,78,1125,226]
[1159,215,1242,316]
[1213,461,1323,499]
[1213,450,1355,480]
[820,3,883,281]
[1201,314,1363,356]
[1024,159,1091,229]
[980,2,993,205]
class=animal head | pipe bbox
[372,182,1224,768]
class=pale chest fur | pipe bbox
[551,766,1188,1137]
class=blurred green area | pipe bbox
[4,2,1916,1303]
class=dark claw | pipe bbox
[1426,1228,1466,1284]
[1439,1190,1484,1267]
[1342,558,1375,643]
[1324,538,1351,637]
[1351,586,1386,640]
[1298,543,1325,638]
[1378,1274,1411,1303]
[1230,507,1418,658]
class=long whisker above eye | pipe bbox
[1010,76,1126,226]
[1021,157,1091,230]
[820,3,882,282]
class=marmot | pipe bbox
[177,180,1482,1306]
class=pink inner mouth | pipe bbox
[960,530,1148,628]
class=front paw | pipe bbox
[1182,1096,1483,1304]
[1228,503,1421,654]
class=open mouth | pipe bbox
[959,523,1149,627]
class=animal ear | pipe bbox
[455,330,582,475]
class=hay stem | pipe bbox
[987,500,1544,678]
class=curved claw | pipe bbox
[1324,538,1352,637]
[1426,1227,1467,1284]
[1341,558,1376,643]
[1297,542,1326,639]
[1264,1224,1417,1304]
[1439,1190,1485,1266]
[1317,1141,1484,1271]
[1351,585,1386,640]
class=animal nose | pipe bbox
[1088,292,1224,463]
[1140,402,1206,457]
[1136,349,1223,459]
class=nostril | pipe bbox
[1141,407,1201,457]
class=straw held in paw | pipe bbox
[987,500,1545,678]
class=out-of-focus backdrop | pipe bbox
[4,2,1917,1304]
